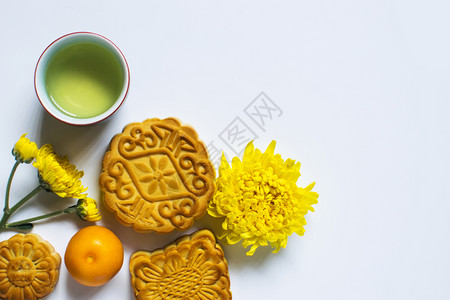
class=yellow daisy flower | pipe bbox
[12,133,38,164]
[77,198,102,222]
[208,140,319,256]
[33,144,87,199]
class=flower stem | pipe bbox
[6,206,77,228]
[4,161,20,212]
[0,185,43,231]
[8,185,43,216]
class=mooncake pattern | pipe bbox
[99,118,216,233]
[130,229,232,299]
[0,233,61,300]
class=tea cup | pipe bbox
[34,32,130,125]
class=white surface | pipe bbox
[1,1,450,299]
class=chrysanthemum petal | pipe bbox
[264,140,276,156]
[243,141,255,161]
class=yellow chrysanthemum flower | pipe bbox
[33,144,87,199]
[208,140,319,256]
[77,198,102,222]
[12,133,38,163]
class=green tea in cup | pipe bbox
[35,32,130,125]
[46,42,124,118]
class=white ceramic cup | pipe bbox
[34,32,130,125]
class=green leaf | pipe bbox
[9,223,34,231]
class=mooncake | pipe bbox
[0,233,61,300]
[99,118,216,233]
[130,229,232,299]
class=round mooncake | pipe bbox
[0,233,61,300]
[99,118,216,233]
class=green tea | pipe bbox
[45,42,124,119]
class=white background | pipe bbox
[1,0,450,299]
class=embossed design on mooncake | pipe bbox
[0,233,61,300]
[99,118,216,233]
[130,229,232,300]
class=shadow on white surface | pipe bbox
[65,273,105,299]
[36,106,111,157]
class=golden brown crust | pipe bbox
[0,233,61,300]
[99,118,216,233]
[130,229,231,299]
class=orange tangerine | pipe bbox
[64,226,124,287]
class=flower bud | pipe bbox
[12,134,38,163]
